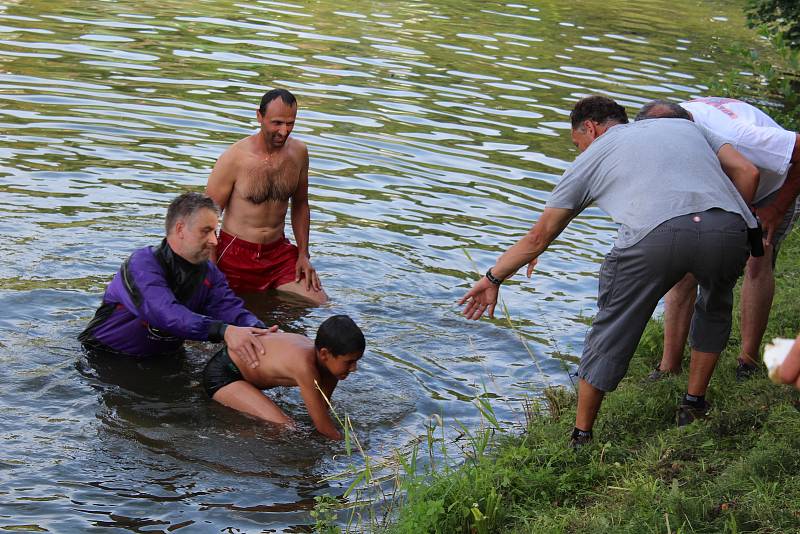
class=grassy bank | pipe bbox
[388,232,800,533]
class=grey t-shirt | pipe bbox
[546,119,757,248]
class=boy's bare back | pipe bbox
[235,332,317,389]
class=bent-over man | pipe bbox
[636,98,800,380]
[460,96,759,447]
[206,88,327,305]
[79,192,273,367]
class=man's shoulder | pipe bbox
[127,245,158,268]
[626,118,701,140]
[275,336,317,374]
[286,137,308,158]
[120,246,174,296]
[217,135,260,162]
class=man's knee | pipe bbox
[665,274,697,307]
[744,250,774,281]
[276,281,328,305]
[306,289,328,305]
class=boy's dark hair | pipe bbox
[259,88,297,114]
[634,99,692,121]
[315,315,365,356]
[570,95,629,129]
[165,192,219,234]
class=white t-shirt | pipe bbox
[681,97,796,202]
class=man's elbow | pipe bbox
[522,228,553,255]
[745,165,760,201]
[206,190,226,211]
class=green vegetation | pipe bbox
[746,0,800,48]
[384,236,800,534]
[713,0,800,130]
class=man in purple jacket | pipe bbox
[79,192,273,368]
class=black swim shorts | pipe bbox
[203,347,243,397]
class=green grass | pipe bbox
[387,233,800,533]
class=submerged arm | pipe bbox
[297,373,342,440]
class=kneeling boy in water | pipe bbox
[203,315,364,440]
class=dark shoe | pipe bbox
[647,364,676,382]
[735,358,759,381]
[676,401,712,427]
[569,428,592,449]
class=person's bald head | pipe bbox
[635,100,692,121]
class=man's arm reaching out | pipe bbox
[459,207,574,320]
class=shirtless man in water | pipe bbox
[206,88,327,305]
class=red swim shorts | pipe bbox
[216,229,298,293]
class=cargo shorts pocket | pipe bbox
[596,247,621,310]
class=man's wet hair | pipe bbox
[570,95,629,129]
[315,315,365,356]
[259,88,297,114]
[635,99,692,121]
[165,192,219,234]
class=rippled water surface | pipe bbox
[0,0,758,531]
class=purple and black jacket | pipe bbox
[79,239,264,357]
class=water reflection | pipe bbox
[0,0,759,530]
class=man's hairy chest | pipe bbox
[236,158,301,204]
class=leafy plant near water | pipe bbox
[712,0,800,130]
[746,0,800,48]
[310,495,341,534]
[310,371,524,533]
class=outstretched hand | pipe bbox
[295,256,322,292]
[458,277,499,320]
[224,325,276,369]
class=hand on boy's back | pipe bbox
[223,325,278,368]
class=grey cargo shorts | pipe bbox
[577,209,750,392]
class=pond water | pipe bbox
[0,0,760,531]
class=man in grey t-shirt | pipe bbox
[459,95,759,447]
